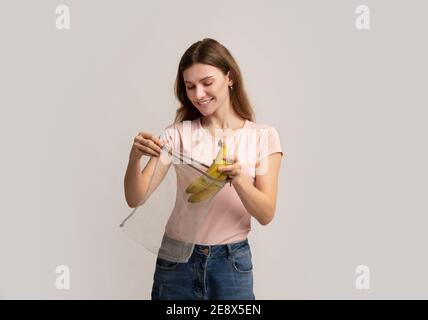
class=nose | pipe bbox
[195,85,206,100]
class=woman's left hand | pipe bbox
[218,155,242,186]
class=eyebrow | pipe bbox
[184,76,214,84]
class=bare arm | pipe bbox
[124,131,168,208]
[124,156,159,208]
[227,153,283,225]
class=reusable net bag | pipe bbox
[119,140,232,263]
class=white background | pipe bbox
[0,0,427,299]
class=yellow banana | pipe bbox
[187,183,222,203]
[185,141,230,201]
[185,162,223,194]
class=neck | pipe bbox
[201,102,245,130]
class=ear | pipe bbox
[226,71,233,86]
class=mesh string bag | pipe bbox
[119,139,232,263]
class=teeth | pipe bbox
[199,98,213,105]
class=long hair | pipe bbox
[174,38,255,123]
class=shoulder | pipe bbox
[244,120,280,137]
[244,120,283,157]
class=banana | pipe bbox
[185,162,222,194]
[187,183,222,203]
[185,141,230,202]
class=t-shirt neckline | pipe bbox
[197,117,248,140]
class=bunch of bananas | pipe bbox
[185,141,231,203]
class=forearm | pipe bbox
[232,175,275,225]
[124,158,147,208]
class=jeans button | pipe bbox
[200,248,209,255]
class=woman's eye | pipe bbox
[186,82,212,90]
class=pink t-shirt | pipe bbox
[160,118,283,245]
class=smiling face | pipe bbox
[183,63,233,117]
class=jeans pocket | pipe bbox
[156,257,179,271]
[232,250,253,273]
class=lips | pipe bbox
[198,98,214,107]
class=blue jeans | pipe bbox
[151,238,255,300]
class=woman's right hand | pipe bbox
[129,131,165,161]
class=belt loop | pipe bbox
[226,243,233,259]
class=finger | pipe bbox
[223,154,239,163]
[231,168,241,176]
[139,132,159,145]
[217,166,226,173]
[152,135,165,148]
[135,143,160,157]
[218,164,235,173]
[228,165,241,175]
[223,161,241,170]
[137,137,162,153]
[135,135,149,146]
[144,133,165,149]
[139,132,153,139]
[149,135,165,148]
[148,139,162,153]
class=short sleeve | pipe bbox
[258,126,283,160]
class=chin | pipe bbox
[199,108,218,117]
[193,98,219,117]
[195,105,216,117]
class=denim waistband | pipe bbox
[193,238,249,257]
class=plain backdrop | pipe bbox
[0,0,427,299]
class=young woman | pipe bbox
[124,38,283,300]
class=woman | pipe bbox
[124,38,283,300]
